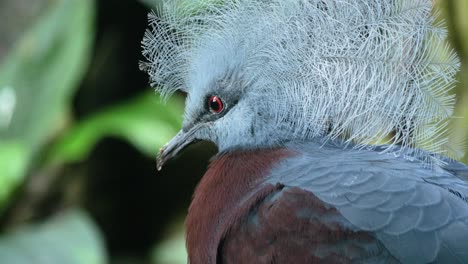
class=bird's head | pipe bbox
[151,39,296,169]
[141,0,460,169]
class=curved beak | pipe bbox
[156,128,199,171]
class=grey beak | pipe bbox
[156,128,198,171]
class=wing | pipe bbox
[266,142,468,264]
[375,144,468,203]
[445,160,468,182]
[220,186,398,263]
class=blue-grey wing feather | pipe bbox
[267,141,468,263]
[445,161,468,181]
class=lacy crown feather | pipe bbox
[141,0,461,162]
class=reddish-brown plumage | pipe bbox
[185,148,291,264]
[220,187,393,263]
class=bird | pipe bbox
[141,0,468,263]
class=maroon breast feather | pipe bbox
[186,148,290,264]
[186,148,396,264]
[220,187,398,263]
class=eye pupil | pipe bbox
[208,96,224,114]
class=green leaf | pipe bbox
[0,0,95,154]
[0,0,94,209]
[0,209,107,264]
[0,141,28,212]
[48,92,184,164]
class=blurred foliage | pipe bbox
[48,92,183,165]
[0,0,94,212]
[0,0,467,264]
[0,0,185,263]
[0,142,27,209]
[0,210,106,264]
[151,220,187,264]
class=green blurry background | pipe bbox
[0,0,466,263]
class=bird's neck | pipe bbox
[185,148,291,264]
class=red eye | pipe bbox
[208,96,224,114]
